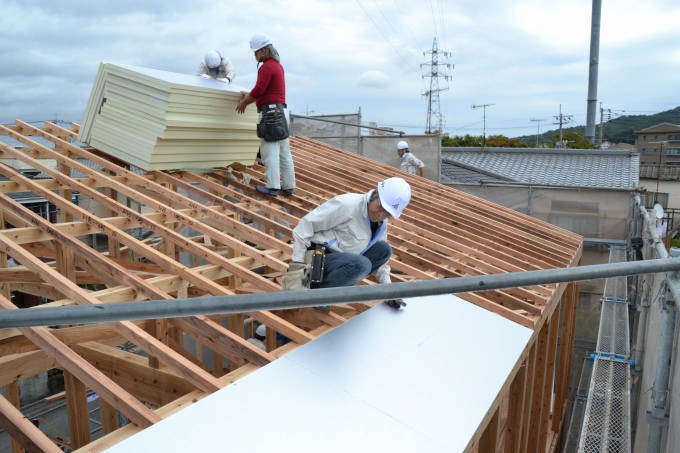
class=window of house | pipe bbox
[666,147,680,155]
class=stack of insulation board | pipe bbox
[78,62,259,171]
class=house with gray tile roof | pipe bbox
[442,147,639,190]
[440,148,640,242]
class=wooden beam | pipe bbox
[504,358,528,453]
[551,282,579,434]
[0,350,58,387]
[74,342,196,407]
[0,203,225,392]
[0,393,63,453]
[0,295,161,428]
[64,370,92,448]
[519,342,537,452]
[477,406,500,453]
[526,324,549,452]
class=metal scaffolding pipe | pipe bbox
[2,257,680,328]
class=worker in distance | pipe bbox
[283,177,412,310]
[198,50,235,83]
[396,140,425,177]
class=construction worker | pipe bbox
[235,33,295,197]
[246,324,267,351]
[283,177,412,311]
[198,50,235,83]
[397,140,425,177]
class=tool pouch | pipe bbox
[257,104,289,142]
[309,245,326,283]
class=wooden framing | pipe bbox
[0,120,582,452]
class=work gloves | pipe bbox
[283,251,315,291]
[283,263,311,291]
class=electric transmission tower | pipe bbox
[422,37,452,134]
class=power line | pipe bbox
[355,0,420,73]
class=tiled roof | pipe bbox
[442,147,639,189]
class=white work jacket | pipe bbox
[292,190,391,283]
[400,152,425,174]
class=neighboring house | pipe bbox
[441,146,641,449]
[635,123,680,210]
[441,147,640,241]
[634,122,680,165]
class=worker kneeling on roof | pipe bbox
[283,177,411,311]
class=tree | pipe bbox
[442,133,529,148]
[486,135,530,148]
[548,130,596,149]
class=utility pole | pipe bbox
[422,37,453,134]
[472,103,495,148]
[599,102,612,148]
[530,118,547,148]
[553,104,573,149]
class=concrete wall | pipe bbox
[290,113,441,183]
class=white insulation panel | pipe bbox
[108,294,532,452]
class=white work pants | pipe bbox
[259,109,295,190]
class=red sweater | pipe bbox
[250,58,286,106]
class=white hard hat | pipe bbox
[255,324,266,337]
[205,50,221,69]
[249,33,272,51]
[377,177,411,219]
[397,140,409,150]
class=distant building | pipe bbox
[634,122,680,165]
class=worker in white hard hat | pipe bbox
[283,177,412,311]
[198,50,235,83]
[396,140,425,177]
[235,33,295,197]
[246,324,267,351]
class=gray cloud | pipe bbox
[1,0,679,138]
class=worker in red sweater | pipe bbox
[236,33,296,197]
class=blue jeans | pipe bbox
[311,241,392,289]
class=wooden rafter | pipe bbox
[0,119,583,452]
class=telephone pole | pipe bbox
[553,104,573,149]
[422,37,452,134]
[530,118,547,147]
[472,103,495,148]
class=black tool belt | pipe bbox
[256,103,289,142]
[308,242,332,253]
[257,103,287,113]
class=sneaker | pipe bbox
[313,305,331,313]
[282,188,294,196]
[256,185,279,197]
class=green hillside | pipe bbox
[516,106,680,145]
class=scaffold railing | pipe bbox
[577,245,631,452]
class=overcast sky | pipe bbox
[2,0,679,139]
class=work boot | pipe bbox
[314,305,331,313]
[256,185,279,197]
[281,188,294,196]
[385,299,406,309]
